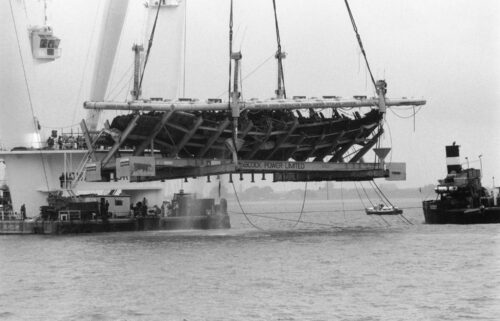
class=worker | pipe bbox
[105,200,110,218]
[46,136,54,149]
[20,204,26,220]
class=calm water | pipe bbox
[1,199,499,321]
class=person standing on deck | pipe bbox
[20,204,26,220]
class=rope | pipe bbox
[359,181,375,207]
[388,106,423,119]
[344,0,376,89]
[291,181,308,228]
[340,181,346,222]
[71,0,103,125]
[216,53,276,99]
[370,180,413,225]
[230,181,265,230]
[230,212,344,230]
[370,180,393,207]
[9,0,50,193]
[230,179,309,230]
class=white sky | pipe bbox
[2,0,499,189]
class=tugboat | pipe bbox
[422,144,500,224]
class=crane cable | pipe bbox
[9,0,50,193]
[231,179,309,230]
[139,2,162,92]
[272,0,286,98]
[370,180,413,225]
[231,181,265,231]
[344,0,377,90]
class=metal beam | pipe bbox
[198,118,231,157]
[84,97,426,112]
[329,141,355,163]
[101,114,140,166]
[349,128,384,163]
[133,111,173,156]
[80,119,97,161]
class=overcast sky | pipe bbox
[2,0,499,189]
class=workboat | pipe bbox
[1,189,229,235]
[365,204,403,215]
[422,144,500,224]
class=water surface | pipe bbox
[1,199,499,320]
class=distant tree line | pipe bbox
[208,182,436,202]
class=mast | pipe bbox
[131,44,144,101]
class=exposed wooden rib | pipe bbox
[165,122,190,134]
[198,118,230,157]
[171,117,204,156]
[313,131,346,162]
[244,125,272,159]
[133,111,173,156]
[265,119,298,160]
[304,126,327,160]
[285,135,306,160]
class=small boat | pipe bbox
[365,204,403,215]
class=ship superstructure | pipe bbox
[423,144,500,224]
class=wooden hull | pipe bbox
[107,108,383,162]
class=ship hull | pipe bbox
[0,215,230,235]
[423,201,500,224]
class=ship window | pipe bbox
[48,40,54,49]
[40,38,48,48]
[115,199,123,206]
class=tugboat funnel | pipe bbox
[445,144,462,174]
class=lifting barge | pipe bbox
[423,144,500,224]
